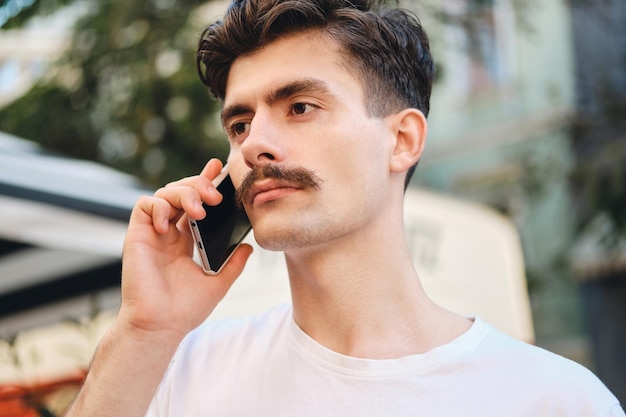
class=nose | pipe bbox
[240,115,287,169]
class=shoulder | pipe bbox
[158,304,294,388]
[476,319,591,380]
[177,304,293,358]
[470,318,622,413]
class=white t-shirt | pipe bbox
[146,304,624,416]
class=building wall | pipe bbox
[569,0,626,404]
[407,0,583,346]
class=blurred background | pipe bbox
[0,0,624,415]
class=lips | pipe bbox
[235,164,323,208]
[248,179,300,206]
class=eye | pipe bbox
[227,121,250,138]
[290,102,317,115]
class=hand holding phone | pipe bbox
[189,165,252,275]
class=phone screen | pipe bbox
[189,174,252,274]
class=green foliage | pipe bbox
[0,84,99,160]
[0,0,228,186]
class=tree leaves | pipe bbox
[0,0,226,186]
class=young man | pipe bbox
[66,0,623,416]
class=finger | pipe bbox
[212,244,254,296]
[175,213,199,245]
[175,213,197,254]
[161,175,224,212]
[176,212,191,233]
[200,158,224,179]
[165,158,222,187]
[132,196,178,234]
[153,185,208,221]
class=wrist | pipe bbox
[67,315,185,417]
[107,313,187,354]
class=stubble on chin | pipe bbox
[253,219,315,251]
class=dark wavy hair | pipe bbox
[196,0,434,186]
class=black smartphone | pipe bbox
[189,166,252,275]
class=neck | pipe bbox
[285,213,470,359]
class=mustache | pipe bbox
[235,164,323,207]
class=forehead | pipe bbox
[223,33,365,108]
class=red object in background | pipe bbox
[0,386,38,417]
[0,373,86,417]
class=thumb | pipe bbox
[212,243,254,296]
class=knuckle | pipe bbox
[136,195,155,206]
[154,186,168,197]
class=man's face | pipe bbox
[222,32,398,252]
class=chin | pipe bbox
[252,228,304,252]
[251,219,324,252]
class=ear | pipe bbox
[387,108,428,174]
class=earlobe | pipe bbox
[388,108,428,173]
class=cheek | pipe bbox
[345,127,394,207]
[334,120,391,176]
[321,131,389,204]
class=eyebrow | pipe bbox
[220,78,332,127]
